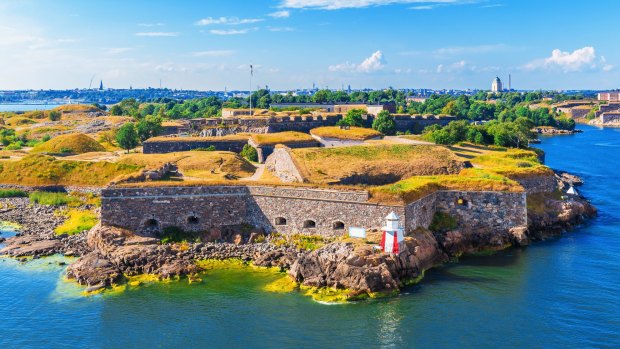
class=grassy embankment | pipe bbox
[310,126,382,141]
[116,151,256,181]
[0,154,141,186]
[290,144,462,185]
[369,145,550,204]
[249,131,316,146]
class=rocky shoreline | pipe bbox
[0,172,597,300]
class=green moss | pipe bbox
[54,209,98,235]
[429,212,458,233]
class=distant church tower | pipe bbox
[99,80,104,91]
[491,76,503,92]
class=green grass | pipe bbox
[0,189,28,198]
[29,191,78,206]
[54,209,98,235]
[369,168,521,204]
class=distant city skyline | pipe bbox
[0,0,618,91]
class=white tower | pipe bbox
[491,76,503,92]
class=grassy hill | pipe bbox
[31,133,106,155]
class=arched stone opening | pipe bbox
[275,217,287,226]
[332,221,345,230]
[187,216,199,225]
[145,218,159,228]
[303,220,316,229]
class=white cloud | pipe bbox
[281,0,461,10]
[524,47,598,72]
[135,32,178,37]
[269,10,290,18]
[268,27,294,32]
[329,50,385,73]
[601,56,614,72]
[138,23,164,27]
[196,17,263,26]
[209,28,253,35]
[192,50,235,57]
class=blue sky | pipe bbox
[0,0,618,91]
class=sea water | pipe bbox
[0,125,619,348]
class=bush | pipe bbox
[29,191,77,206]
[4,143,22,150]
[54,209,98,235]
[241,144,258,162]
[372,110,396,135]
[48,111,61,121]
[342,109,365,127]
[0,189,28,198]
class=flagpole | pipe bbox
[249,64,253,116]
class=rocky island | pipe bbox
[0,102,596,301]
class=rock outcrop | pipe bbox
[289,230,447,295]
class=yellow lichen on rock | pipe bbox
[263,276,297,293]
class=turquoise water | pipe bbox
[1,125,620,348]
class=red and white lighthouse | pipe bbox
[380,212,404,254]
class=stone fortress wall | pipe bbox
[101,184,527,238]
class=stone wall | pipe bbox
[435,191,527,233]
[601,112,620,124]
[513,174,557,194]
[404,193,437,231]
[143,139,248,154]
[101,184,528,239]
[101,185,398,237]
[264,147,305,183]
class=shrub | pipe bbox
[29,191,77,206]
[241,144,258,162]
[54,209,98,235]
[4,143,22,150]
[0,189,28,198]
[48,111,61,121]
[372,110,396,135]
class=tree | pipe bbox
[109,105,123,116]
[372,110,396,135]
[241,144,258,162]
[115,123,139,153]
[136,116,163,142]
[342,109,365,127]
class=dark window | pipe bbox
[457,197,468,206]
[145,219,158,227]
[275,217,287,226]
[333,221,345,230]
[188,216,199,224]
[303,220,316,229]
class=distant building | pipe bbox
[491,77,503,92]
[270,103,335,112]
[598,92,620,101]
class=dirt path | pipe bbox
[240,164,264,181]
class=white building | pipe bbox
[491,77,503,93]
